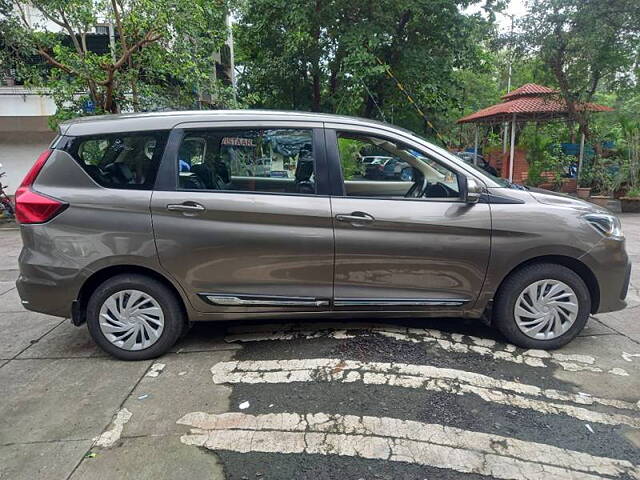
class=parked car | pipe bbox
[456,152,499,177]
[15,110,630,359]
[364,157,413,181]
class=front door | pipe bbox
[325,126,491,310]
[151,124,334,314]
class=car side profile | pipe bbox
[15,110,630,360]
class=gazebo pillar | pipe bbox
[474,125,479,166]
[503,122,508,153]
[508,113,516,182]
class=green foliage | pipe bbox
[338,137,362,180]
[233,0,503,140]
[590,156,625,196]
[2,0,234,127]
[525,144,572,189]
[626,186,640,198]
[519,0,640,138]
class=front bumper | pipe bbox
[580,237,630,314]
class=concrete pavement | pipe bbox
[0,216,639,479]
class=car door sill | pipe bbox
[333,298,468,307]
[200,293,330,308]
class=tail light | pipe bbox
[15,149,66,224]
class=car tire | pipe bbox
[493,263,590,350]
[86,274,185,360]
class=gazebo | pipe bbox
[457,83,613,183]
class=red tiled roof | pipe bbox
[501,83,558,99]
[457,95,613,124]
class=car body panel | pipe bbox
[150,122,334,314]
[151,190,334,314]
[16,150,172,317]
[15,110,630,327]
[330,196,492,308]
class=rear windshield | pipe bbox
[68,131,168,190]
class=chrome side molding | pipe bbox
[200,293,330,308]
[200,294,467,308]
[333,298,468,307]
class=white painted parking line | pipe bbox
[211,359,640,428]
[224,323,630,376]
[93,408,132,448]
[178,412,640,480]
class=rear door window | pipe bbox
[176,128,317,195]
[71,132,168,189]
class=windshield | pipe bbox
[462,159,513,187]
[400,130,516,188]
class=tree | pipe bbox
[520,0,640,139]
[2,0,233,125]
[233,0,502,141]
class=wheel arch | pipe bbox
[72,264,190,326]
[495,255,600,314]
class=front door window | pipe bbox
[337,132,461,200]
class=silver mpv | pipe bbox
[15,111,630,360]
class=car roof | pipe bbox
[58,109,411,137]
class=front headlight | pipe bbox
[583,213,624,238]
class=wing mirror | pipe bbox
[462,176,483,204]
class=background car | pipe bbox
[360,156,391,176]
[364,157,413,181]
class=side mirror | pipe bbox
[462,177,483,204]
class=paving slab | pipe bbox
[596,308,640,335]
[0,311,62,359]
[0,358,150,444]
[0,440,90,480]
[627,332,640,344]
[0,281,14,296]
[170,323,242,354]
[0,288,25,313]
[0,268,19,282]
[552,333,640,401]
[580,317,618,336]
[0,252,20,271]
[121,350,234,438]
[71,435,224,480]
[17,321,106,359]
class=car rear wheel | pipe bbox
[87,274,185,360]
[493,263,590,349]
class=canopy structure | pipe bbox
[457,83,613,181]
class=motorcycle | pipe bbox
[0,163,15,219]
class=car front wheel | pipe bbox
[87,274,185,360]
[493,263,591,349]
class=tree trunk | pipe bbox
[312,71,321,112]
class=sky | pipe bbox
[466,0,528,31]
[497,0,528,29]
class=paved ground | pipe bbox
[1,216,640,480]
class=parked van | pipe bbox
[15,111,630,359]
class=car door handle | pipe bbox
[166,202,206,213]
[335,212,375,224]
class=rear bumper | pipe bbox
[16,272,76,318]
[16,248,81,318]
